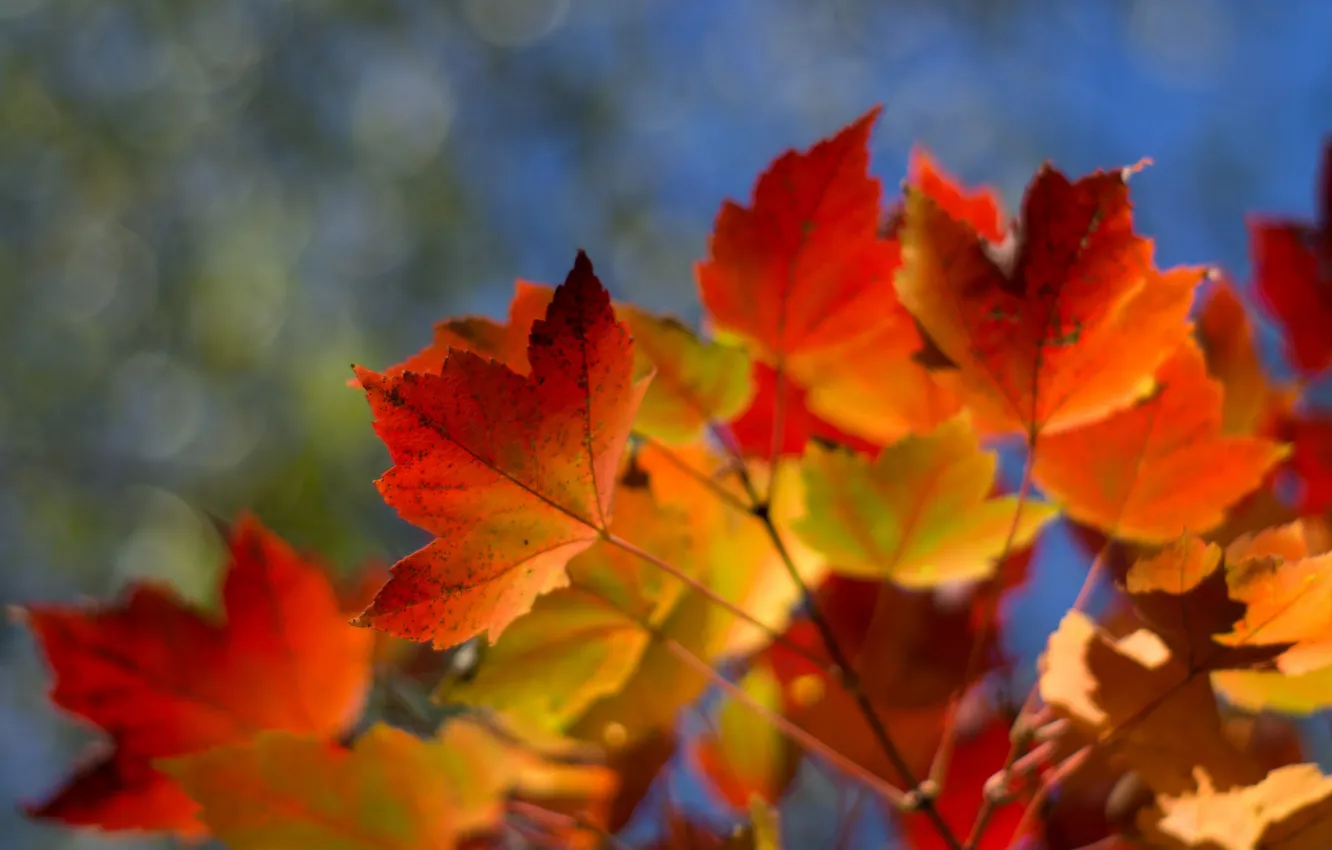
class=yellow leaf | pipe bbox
[617,305,754,444]
[1141,764,1332,850]
[795,416,1057,587]
[442,483,689,729]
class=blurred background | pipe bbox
[3,1,1332,847]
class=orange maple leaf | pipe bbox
[907,148,1006,244]
[21,513,372,836]
[352,252,651,647]
[696,109,962,449]
[697,107,900,371]
[897,159,1207,437]
[1196,279,1295,438]
[1032,341,1288,543]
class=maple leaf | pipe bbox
[1039,611,1263,796]
[618,305,754,444]
[761,575,998,788]
[352,252,651,648]
[21,514,372,835]
[572,580,722,748]
[1251,139,1332,376]
[1123,535,1285,671]
[1197,279,1294,437]
[697,106,898,374]
[693,661,797,810]
[1031,341,1288,543]
[794,416,1057,587]
[163,724,508,849]
[163,716,618,850]
[443,479,691,730]
[1215,531,1332,677]
[1140,764,1332,850]
[908,147,1006,243]
[1114,522,1332,715]
[696,109,960,450]
[897,158,1205,437]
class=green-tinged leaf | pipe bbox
[618,305,753,444]
[441,483,689,729]
[794,416,1057,587]
[160,723,512,850]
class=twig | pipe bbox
[747,488,964,849]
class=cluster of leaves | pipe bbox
[18,108,1332,849]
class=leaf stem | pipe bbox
[939,436,1037,850]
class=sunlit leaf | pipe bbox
[795,416,1057,587]
[352,252,651,647]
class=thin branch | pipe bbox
[1005,745,1092,850]
[748,497,964,850]
[964,534,1115,849]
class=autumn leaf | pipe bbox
[1197,279,1293,437]
[163,724,507,849]
[897,159,1206,437]
[1123,535,1284,672]
[443,479,690,730]
[697,109,958,450]
[907,148,1006,243]
[794,416,1057,587]
[697,107,898,374]
[21,514,372,835]
[1032,341,1288,543]
[1251,140,1332,376]
[1140,764,1332,850]
[1216,538,1332,677]
[762,575,997,787]
[1039,611,1262,796]
[352,251,651,647]
[694,661,797,810]
[162,716,618,850]
[617,305,753,444]
[572,581,723,748]
[1110,522,1332,714]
